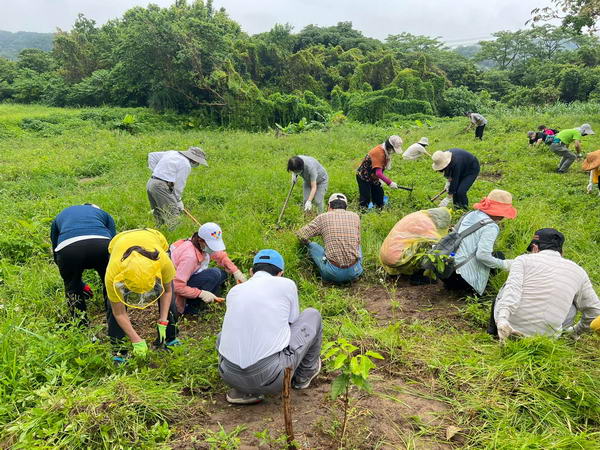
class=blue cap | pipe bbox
[253,249,284,271]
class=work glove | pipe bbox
[496,320,525,342]
[176,200,184,212]
[81,283,94,299]
[232,270,247,284]
[291,173,298,184]
[157,321,168,344]
[439,197,452,208]
[389,182,399,189]
[502,259,514,270]
[304,200,312,212]
[379,179,386,187]
[132,340,148,358]
[444,181,450,191]
[587,182,594,194]
[198,290,218,303]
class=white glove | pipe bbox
[497,319,525,342]
[444,181,450,191]
[587,183,594,194]
[503,259,514,270]
[198,290,217,303]
[176,200,184,212]
[379,179,386,187]
[439,197,451,207]
[291,173,298,184]
[389,182,399,189]
[304,200,312,211]
[232,270,247,284]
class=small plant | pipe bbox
[112,114,139,134]
[254,428,291,449]
[322,338,384,448]
[203,424,246,449]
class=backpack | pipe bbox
[421,213,494,279]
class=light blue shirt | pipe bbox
[455,210,508,294]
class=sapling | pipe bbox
[322,338,384,449]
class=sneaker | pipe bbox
[292,359,321,389]
[226,388,264,405]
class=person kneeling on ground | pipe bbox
[105,228,180,360]
[550,124,595,173]
[296,193,363,284]
[443,189,517,295]
[432,148,480,210]
[217,250,322,405]
[51,203,116,326]
[170,222,246,315]
[491,228,600,342]
[287,155,329,213]
[379,207,451,284]
[582,149,600,195]
[402,137,430,160]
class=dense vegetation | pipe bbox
[1,103,600,448]
[2,0,600,130]
[0,30,53,60]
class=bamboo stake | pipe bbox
[282,367,296,448]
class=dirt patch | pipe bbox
[169,377,457,449]
[352,280,471,330]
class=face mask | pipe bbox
[202,245,214,255]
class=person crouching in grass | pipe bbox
[582,150,600,195]
[105,228,180,361]
[217,250,322,405]
[296,193,363,284]
[170,222,247,315]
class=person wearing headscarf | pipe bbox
[105,228,179,359]
[356,135,403,209]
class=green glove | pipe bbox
[157,322,167,344]
[132,340,148,358]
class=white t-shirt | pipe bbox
[402,143,428,160]
[218,271,300,369]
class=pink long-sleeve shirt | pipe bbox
[170,239,238,311]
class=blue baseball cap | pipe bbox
[253,249,284,271]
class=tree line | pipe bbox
[0,0,599,129]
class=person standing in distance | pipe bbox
[465,112,487,140]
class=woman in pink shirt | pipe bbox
[170,222,247,314]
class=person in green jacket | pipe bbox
[549,124,595,173]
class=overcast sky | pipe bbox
[1,0,552,45]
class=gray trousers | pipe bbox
[218,308,322,395]
[549,142,576,172]
[303,177,329,213]
[146,178,179,226]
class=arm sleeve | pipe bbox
[50,220,59,251]
[296,216,322,242]
[447,165,462,195]
[306,164,318,183]
[475,225,507,270]
[374,168,392,185]
[173,253,202,299]
[494,257,525,323]
[148,152,162,170]
[173,160,191,202]
[288,282,300,324]
[105,213,117,238]
[211,251,239,273]
[573,276,600,334]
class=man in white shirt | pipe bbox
[493,228,600,342]
[218,249,322,405]
[146,146,207,226]
[402,137,430,160]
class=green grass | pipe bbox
[1,104,600,448]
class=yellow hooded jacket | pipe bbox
[105,229,176,306]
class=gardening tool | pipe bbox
[430,188,447,204]
[276,177,298,228]
[183,208,201,226]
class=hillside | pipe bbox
[0,30,54,59]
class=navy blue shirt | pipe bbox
[443,148,479,195]
[50,205,116,251]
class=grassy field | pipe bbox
[1,103,600,448]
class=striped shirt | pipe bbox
[296,209,361,267]
[495,250,600,336]
[455,210,509,295]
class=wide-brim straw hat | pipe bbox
[582,149,600,171]
[179,146,208,166]
[431,151,452,171]
[474,189,517,219]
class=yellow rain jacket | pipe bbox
[380,208,451,275]
[105,228,176,306]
